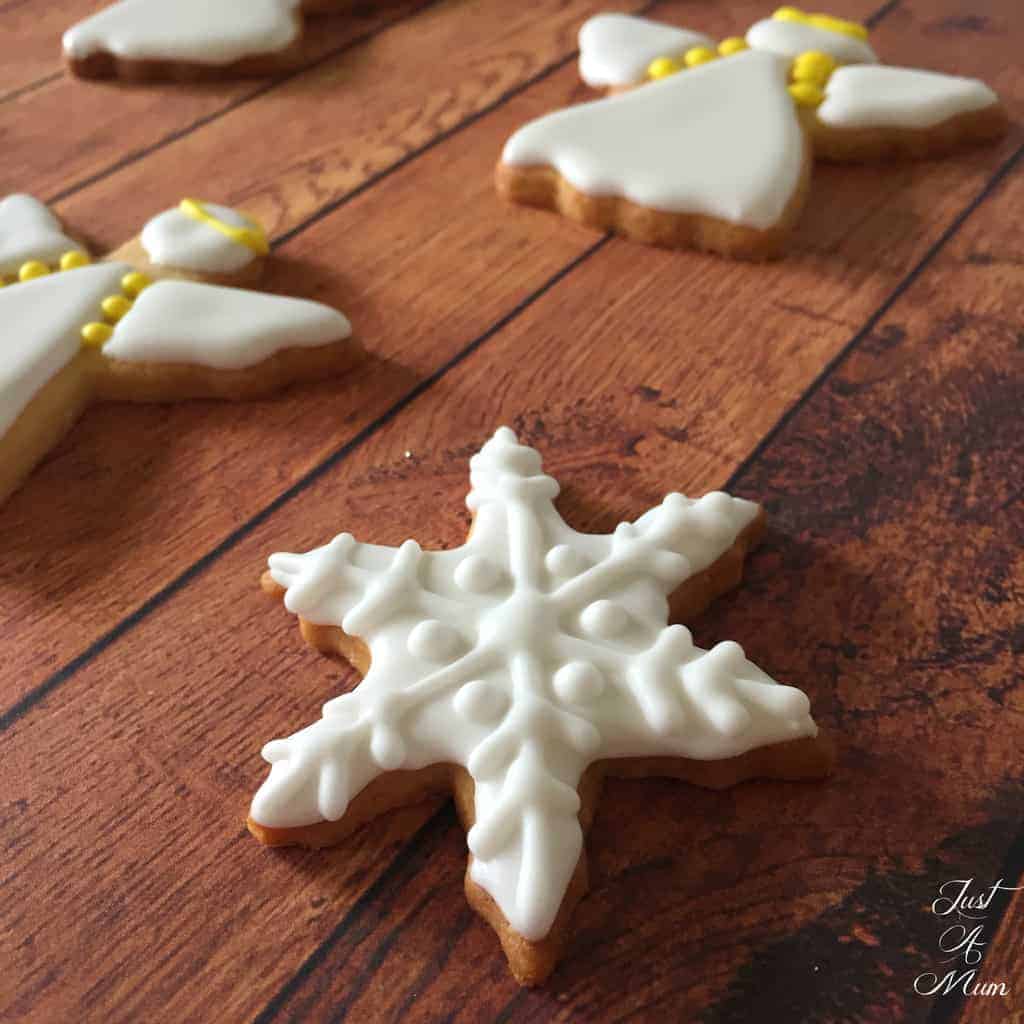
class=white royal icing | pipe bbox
[578,13,713,88]
[253,427,819,941]
[141,204,262,275]
[102,281,351,370]
[63,0,301,64]
[0,194,82,277]
[0,263,130,437]
[818,65,999,130]
[746,17,878,65]
[502,50,806,231]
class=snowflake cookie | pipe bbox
[63,0,357,81]
[0,194,356,506]
[496,7,1007,259]
[250,427,833,984]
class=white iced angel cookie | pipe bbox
[250,427,832,984]
[578,13,712,89]
[496,8,1006,255]
[746,10,878,65]
[140,199,269,277]
[63,0,356,80]
[0,194,86,279]
[497,50,809,258]
[0,197,357,506]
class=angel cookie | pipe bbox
[63,0,357,81]
[497,7,1006,258]
[0,194,355,505]
[249,427,833,984]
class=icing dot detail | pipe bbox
[648,55,683,80]
[407,619,462,662]
[545,544,583,577]
[80,321,113,347]
[580,600,629,638]
[718,36,748,56]
[553,662,605,704]
[454,680,509,724]
[121,271,151,298]
[789,81,825,107]
[59,250,90,271]
[19,261,50,282]
[454,554,501,593]
[792,50,836,87]
[684,45,717,68]
[101,294,133,321]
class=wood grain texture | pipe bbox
[0,0,1021,1020]
[1,0,1015,725]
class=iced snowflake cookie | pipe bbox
[497,7,1006,257]
[63,0,356,81]
[249,427,833,985]
[0,194,356,506]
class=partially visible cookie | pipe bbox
[63,0,356,81]
[0,194,356,506]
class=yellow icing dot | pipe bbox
[792,50,836,86]
[647,56,683,80]
[771,6,868,42]
[59,250,91,271]
[0,277,6,288]
[81,322,113,347]
[19,260,50,282]
[789,81,825,107]
[101,294,133,322]
[121,271,151,298]
[684,45,717,68]
[717,37,749,56]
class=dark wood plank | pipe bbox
[0,0,1011,720]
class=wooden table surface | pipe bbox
[2,1,1022,1021]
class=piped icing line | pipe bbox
[100,280,352,370]
[62,0,303,65]
[252,427,819,941]
[502,49,806,231]
[817,65,1000,129]
[0,194,89,279]
[141,200,268,274]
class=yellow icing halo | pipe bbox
[179,198,270,257]
[771,6,869,42]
